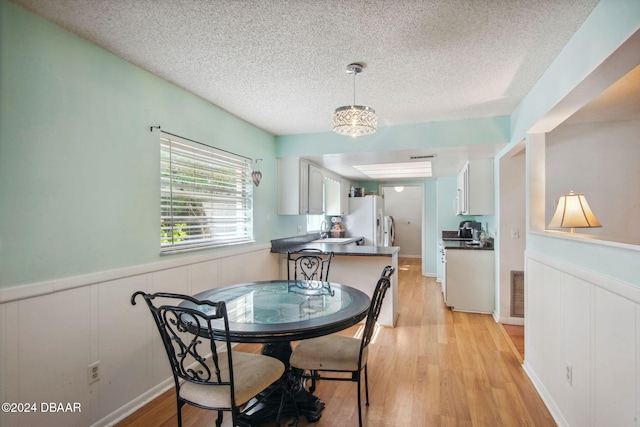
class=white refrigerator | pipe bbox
[344,195,385,246]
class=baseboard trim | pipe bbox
[497,316,525,326]
[523,362,568,427]
[91,379,173,427]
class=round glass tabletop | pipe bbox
[189,280,371,342]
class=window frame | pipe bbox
[160,132,254,253]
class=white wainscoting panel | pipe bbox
[561,273,591,427]
[190,259,220,295]
[525,251,639,427]
[14,287,94,426]
[593,286,635,426]
[526,257,564,413]
[98,274,151,422]
[0,245,276,427]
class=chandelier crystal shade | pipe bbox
[332,63,377,137]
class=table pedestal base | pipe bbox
[237,342,325,426]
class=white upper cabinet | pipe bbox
[277,158,325,215]
[339,178,351,216]
[308,163,324,215]
[456,159,494,215]
[325,177,351,216]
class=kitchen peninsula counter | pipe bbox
[271,234,399,326]
[271,242,400,256]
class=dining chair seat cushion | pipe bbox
[180,351,284,408]
[291,334,368,372]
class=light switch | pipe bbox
[510,228,519,239]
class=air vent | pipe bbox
[410,154,437,159]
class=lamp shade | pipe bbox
[548,191,602,232]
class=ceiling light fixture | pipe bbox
[353,161,432,180]
[332,63,377,137]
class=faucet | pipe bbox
[320,220,328,239]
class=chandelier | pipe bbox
[332,63,377,137]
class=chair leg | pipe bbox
[275,389,286,427]
[277,379,299,427]
[356,372,363,427]
[309,370,318,393]
[364,365,370,406]
[275,379,296,427]
[215,410,223,427]
[289,384,300,427]
[177,398,185,427]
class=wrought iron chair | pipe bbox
[131,291,296,427]
[289,266,395,427]
[287,248,334,281]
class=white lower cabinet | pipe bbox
[444,249,494,313]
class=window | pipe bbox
[307,214,325,233]
[160,132,253,253]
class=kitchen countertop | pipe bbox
[442,240,494,250]
[271,234,400,256]
[441,230,494,250]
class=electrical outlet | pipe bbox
[565,362,572,386]
[88,361,100,385]
[297,225,302,234]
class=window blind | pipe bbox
[160,133,254,252]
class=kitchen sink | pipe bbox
[312,237,354,244]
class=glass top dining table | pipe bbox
[188,279,371,343]
[185,279,371,424]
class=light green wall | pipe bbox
[0,1,288,288]
[277,116,510,157]
[3,0,639,289]
[500,0,640,286]
[509,0,640,144]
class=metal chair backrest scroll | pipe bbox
[131,291,287,427]
[287,248,334,281]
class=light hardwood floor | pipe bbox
[117,258,555,427]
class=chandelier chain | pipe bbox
[353,70,356,105]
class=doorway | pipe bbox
[380,185,423,259]
[498,142,526,357]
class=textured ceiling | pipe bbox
[12,0,600,137]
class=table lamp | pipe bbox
[548,191,602,234]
